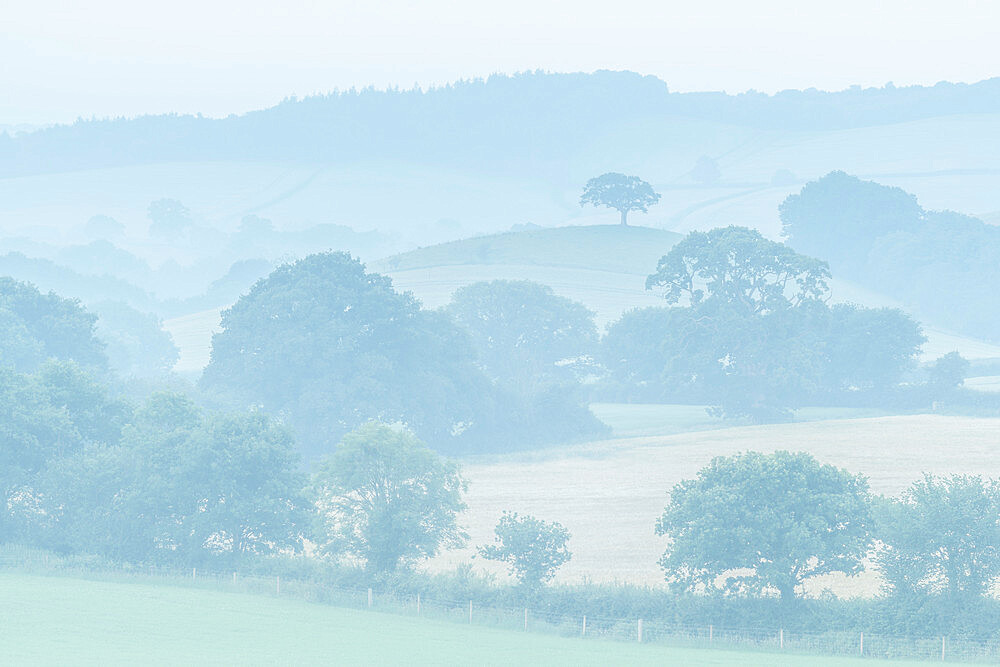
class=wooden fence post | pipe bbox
[637,619,643,643]
[582,615,587,637]
[416,593,421,614]
[779,628,784,650]
[941,636,946,661]
[860,631,864,656]
[523,608,528,631]
[192,567,196,581]
[709,624,713,643]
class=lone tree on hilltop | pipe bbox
[580,173,660,226]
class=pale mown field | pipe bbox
[430,414,1000,596]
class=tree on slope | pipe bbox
[312,422,467,575]
[580,172,660,226]
[656,451,872,603]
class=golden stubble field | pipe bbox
[427,415,1000,597]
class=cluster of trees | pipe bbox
[201,252,608,456]
[603,226,927,420]
[657,451,1000,615]
[781,171,1000,341]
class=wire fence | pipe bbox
[2,545,999,663]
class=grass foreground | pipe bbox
[0,572,944,666]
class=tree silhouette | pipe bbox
[580,173,660,226]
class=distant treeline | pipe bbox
[3,71,1000,176]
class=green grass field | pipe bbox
[0,573,940,665]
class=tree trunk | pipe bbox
[620,209,628,226]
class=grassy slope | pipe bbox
[0,573,931,666]
[431,414,1000,591]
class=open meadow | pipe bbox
[0,573,949,665]
[432,413,1000,594]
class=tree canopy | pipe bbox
[478,511,572,589]
[875,474,1000,602]
[201,252,497,457]
[0,277,108,374]
[312,422,467,574]
[656,451,872,602]
[645,226,831,315]
[580,173,660,225]
[445,280,597,392]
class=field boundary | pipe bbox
[2,546,998,663]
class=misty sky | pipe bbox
[3,0,1000,126]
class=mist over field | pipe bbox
[3,3,1000,664]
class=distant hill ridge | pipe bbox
[4,70,1000,177]
[369,225,682,276]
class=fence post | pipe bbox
[637,619,643,643]
[276,575,280,595]
[941,636,946,661]
[232,572,237,585]
[709,624,713,643]
[860,631,863,656]
[367,588,373,608]
[582,615,587,637]
[469,600,473,624]
[524,608,528,631]
[192,567,196,581]
[779,628,784,650]
[416,593,421,615]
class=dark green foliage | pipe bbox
[478,511,572,589]
[312,422,467,575]
[781,173,1000,341]
[580,173,660,225]
[91,300,179,378]
[202,252,554,456]
[824,304,926,392]
[780,171,921,272]
[656,451,872,603]
[645,226,831,315]
[928,351,971,389]
[0,361,130,543]
[0,277,108,373]
[41,392,307,565]
[875,475,1000,603]
[445,280,597,391]
[444,280,608,445]
[614,227,925,419]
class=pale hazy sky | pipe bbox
[3,0,999,125]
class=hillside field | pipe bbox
[0,573,919,666]
[432,414,1000,594]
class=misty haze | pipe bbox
[2,3,1000,665]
